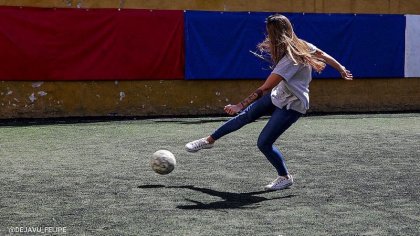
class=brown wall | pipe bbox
[1,0,419,119]
[1,0,420,14]
[1,78,419,119]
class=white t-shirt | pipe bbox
[270,43,317,114]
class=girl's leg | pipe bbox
[185,94,275,152]
[257,108,301,176]
[210,94,275,141]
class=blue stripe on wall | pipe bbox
[185,11,405,80]
[185,11,271,80]
[289,13,405,78]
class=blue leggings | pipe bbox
[211,94,302,176]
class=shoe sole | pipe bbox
[185,146,213,153]
[186,148,198,153]
[264,182,293,191]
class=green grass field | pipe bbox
[1,114,419,235]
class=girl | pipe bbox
[185,14,353,191]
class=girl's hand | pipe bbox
[224,104,243,115]
[340,67,353,80]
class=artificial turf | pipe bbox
[1,113,419,235]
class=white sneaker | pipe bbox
[185,138,214,152]
[264,175,293,191]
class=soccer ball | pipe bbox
[150,150,176,175]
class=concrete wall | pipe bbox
[1,0,419,119]
[1,0,420,14]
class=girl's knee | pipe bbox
[257,137,271,153]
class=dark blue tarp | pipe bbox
[185,11,271,80]
[185,11,405,80]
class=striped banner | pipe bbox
[0,7,419,80]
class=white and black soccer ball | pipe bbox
[150,150,176,175]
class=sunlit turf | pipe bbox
[1,113,419,235]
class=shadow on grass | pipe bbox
[138,184,295,210]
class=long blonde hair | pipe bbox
[257,14,325,73]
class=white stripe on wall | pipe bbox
[405,15,420,77]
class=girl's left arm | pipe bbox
[314,49,353,80]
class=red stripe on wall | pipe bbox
[0,7,184,80]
